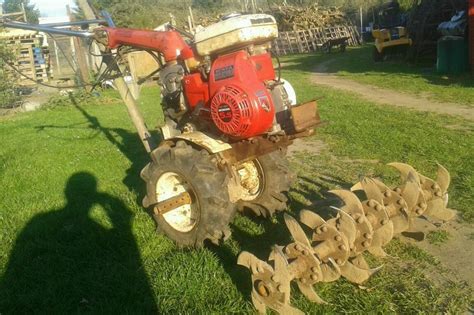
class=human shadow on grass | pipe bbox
[0,172,158,313]
[35,93,159,205]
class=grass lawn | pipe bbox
[288,45,474,106]
[0,51,473,313]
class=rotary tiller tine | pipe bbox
[239,249,299,315]
[436,163,451,195]
[388,162,421,183]
[390,210,410,235]
[329,189,365,215]
[237,253,273,287]
[267,248,308,315]
[297,282,328,305]
[368,246,390,258]
[349,254,370,269]
[339,259,383,285]
[320,258,342,283]
[300,209,326,230]
[284,214,312,247]
[424,199,457,222]
[368,220,394,257]
[353,177,385,204]
[370,179,410,235]
[284,242,326,305]
[399,173,423,214]
[330,206,357,246]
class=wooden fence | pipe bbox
[273,25,361,55]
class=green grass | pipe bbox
[287,45,474,106]
[0,51,473,313]
[427,230,451,245]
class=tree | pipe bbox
[3,0,40,23]
[0,39,21,109]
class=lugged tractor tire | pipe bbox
[237,150,295,218]
[141,141,236,247]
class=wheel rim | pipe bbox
[156,172,198,233]
[238,160,264,201]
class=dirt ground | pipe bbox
[312,60,474,121]
[401,218,474,289]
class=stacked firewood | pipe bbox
[271,4,351,31]
[194,4,353,31]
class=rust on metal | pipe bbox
[239,162,456,314]
[289,100,321,133]
[153,191,192,215]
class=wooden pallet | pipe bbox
[273,25,360,56]
[5,33,50,86]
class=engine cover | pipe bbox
[209,51,276,139]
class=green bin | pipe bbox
[437,36,469,74]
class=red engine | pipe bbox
[183,51,276,139]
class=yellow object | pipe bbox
[372,26,412,54]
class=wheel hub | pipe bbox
[156,172,197,233]
[238,160,264,201]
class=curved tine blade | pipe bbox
[284,214,312,247]
[237,251,257,269]
[368,246,389,257]
[425,199,457,221]
[370,221,394,250]
[391,214,410,235]
[388,162,420,183]
[238,251,273,275]
[330,190,365,214]
[372,178,391,192]
[350,255,370,270]
[351,181,364,192]
[300,209,326,229]
[273,246,290,273]
[297,282,327,305]
[251,291,268,314]
[321,259,342,283]
[339,261,383,284]
[401,173,422,210]
[268,245,285,261]
[436,164,451,194]
[331,206,357,245]
[360,178,385,204]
